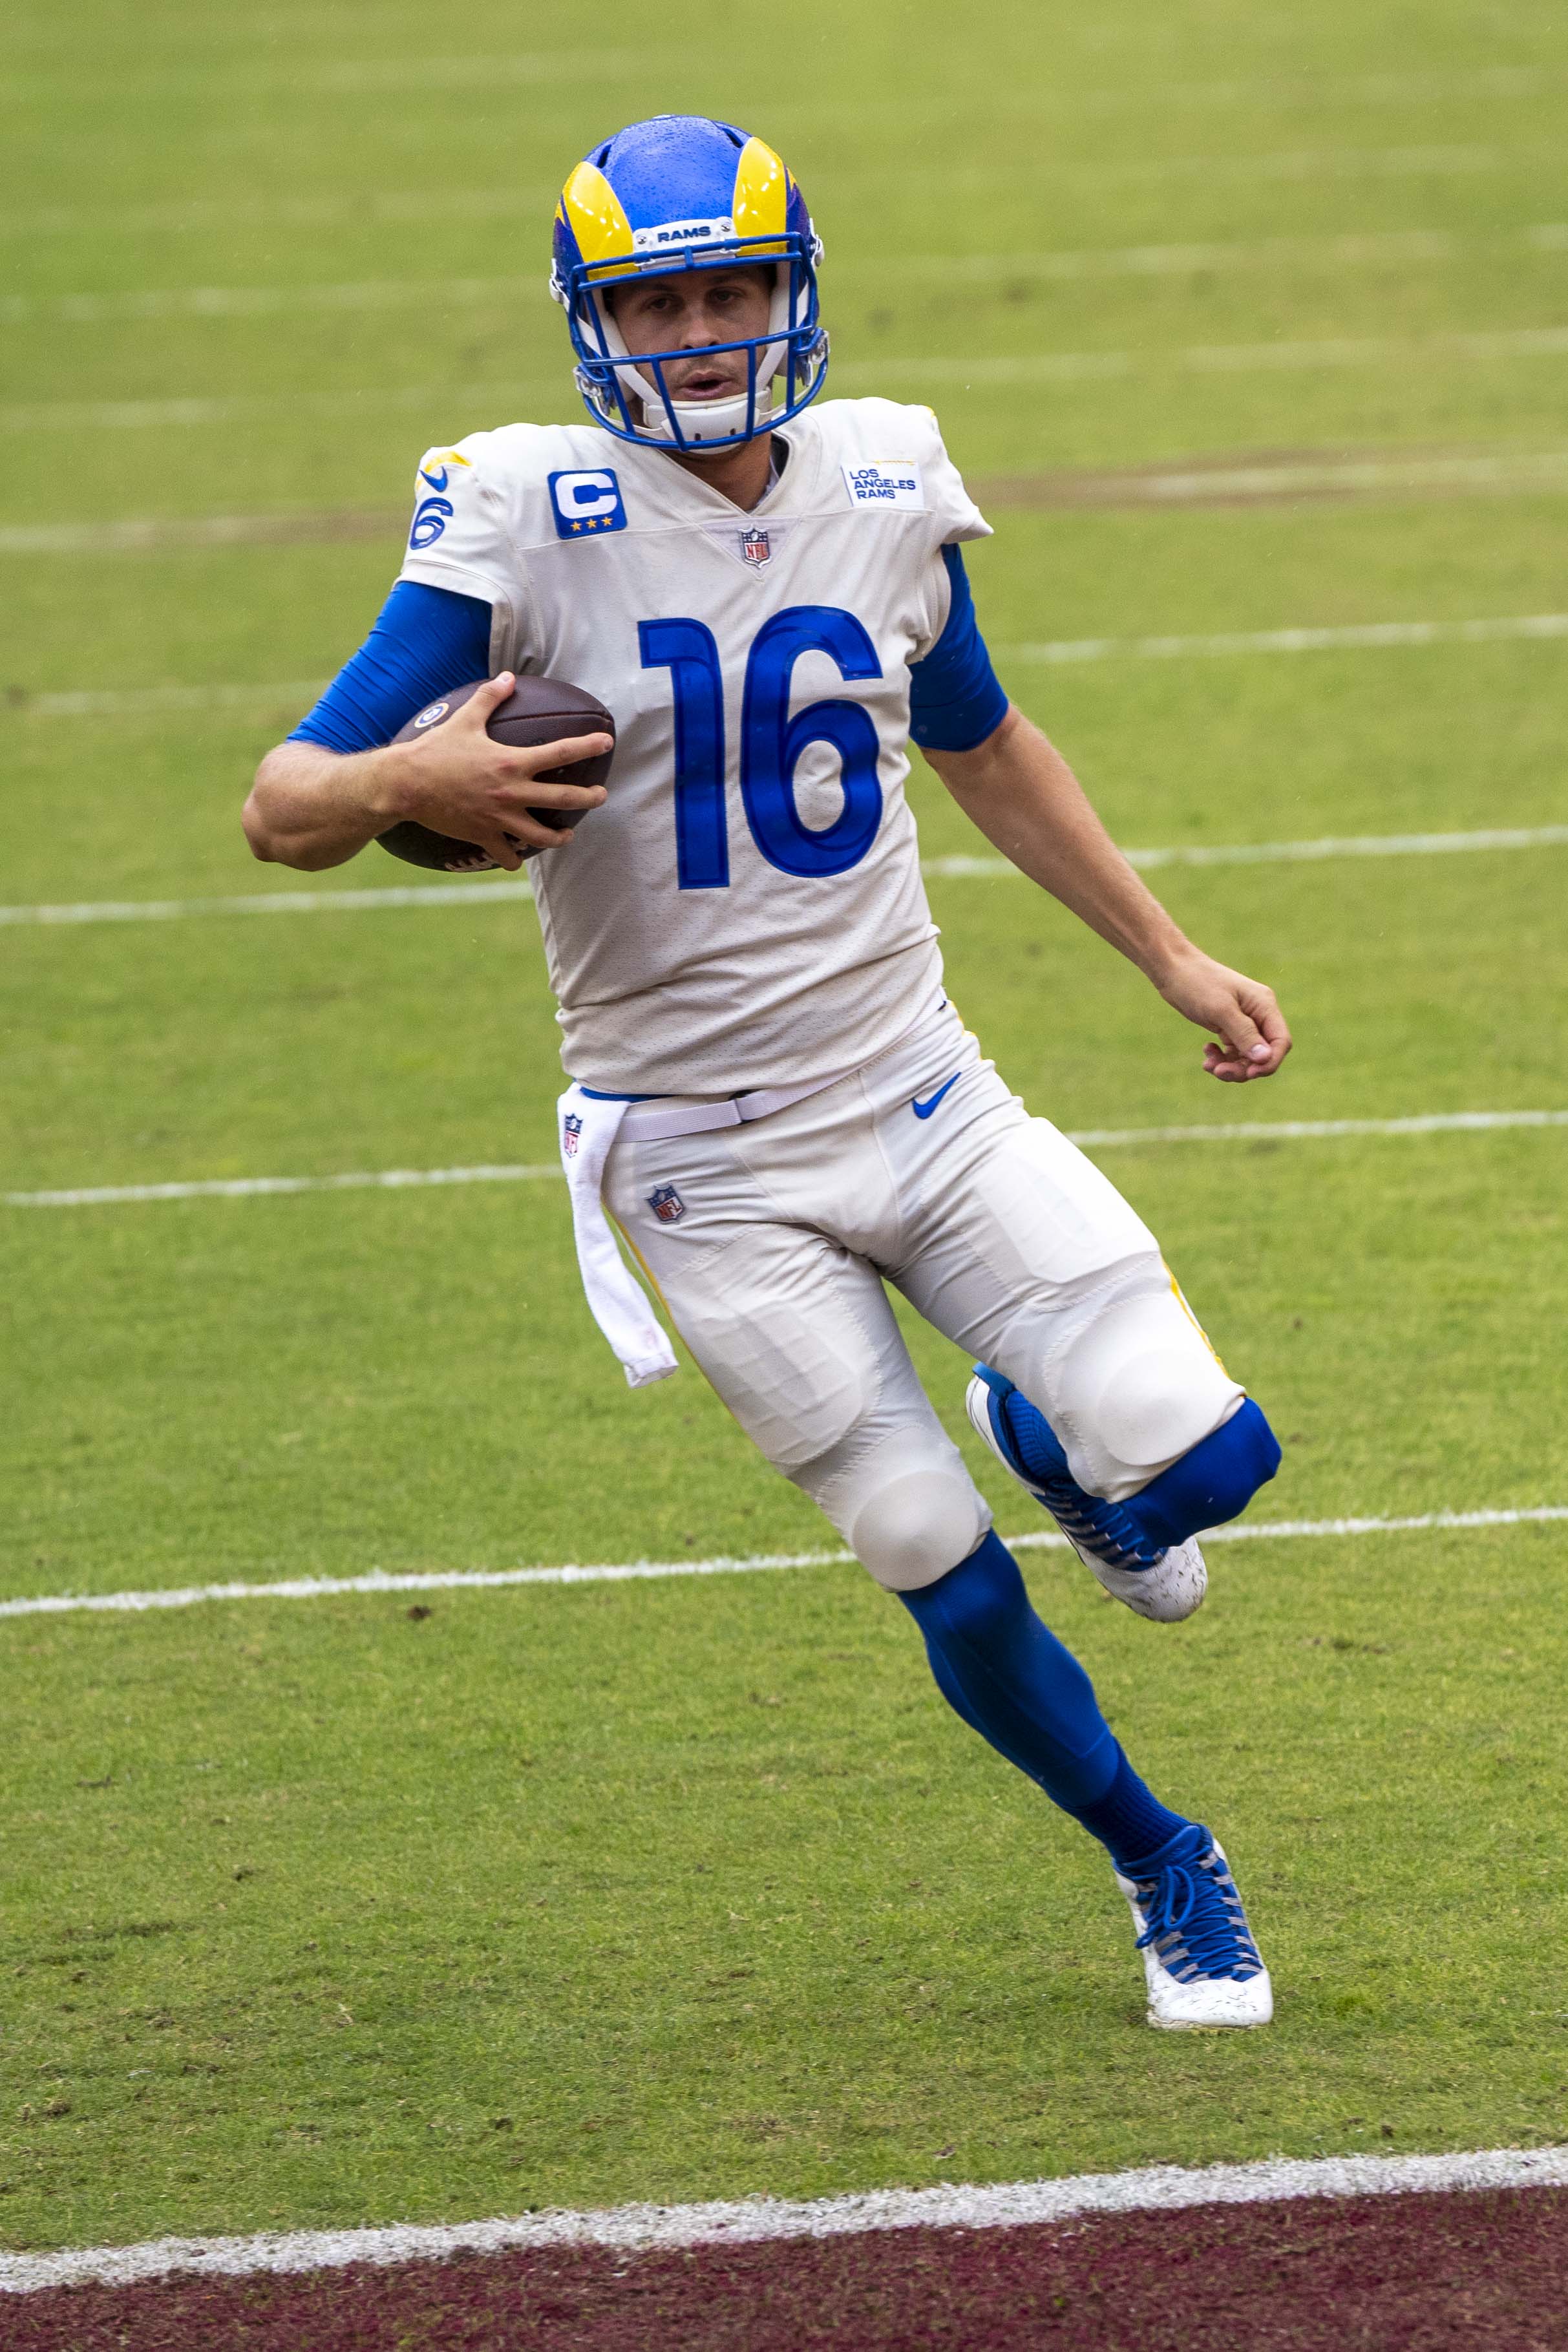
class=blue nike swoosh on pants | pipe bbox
[911,1073,962,1119]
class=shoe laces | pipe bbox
[997,1388,1166,1571]
[1130,1841,1263,1984]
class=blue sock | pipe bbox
[898,1531,1192,1870]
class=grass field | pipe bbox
[3,0,1567,2261]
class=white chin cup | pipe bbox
[638,377,778,445]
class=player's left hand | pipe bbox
[1155,949,1292,1083]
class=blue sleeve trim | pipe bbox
[288,580,494,755]
[907,544,1010,753]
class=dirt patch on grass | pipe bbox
[6,2185,1566,2349]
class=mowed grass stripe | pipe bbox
[3,1510,1567,1625]
[3,825,1565,932]
[9,1112,1567,1210]
[6,222,1560,279]
[0,153,1530,282]
[7,55,1563,114]
[19,465,1568,556]
[14,449,1568,556]
[8,320,1567,396]
[10,224,1568,337]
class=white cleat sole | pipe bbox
[1115,1844,1275,2030]
[964,1374,1208,1623]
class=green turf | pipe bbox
[3,0,1567,2256]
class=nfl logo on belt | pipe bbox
[562,1112,583,1158]
[648,1183,686,1224]
[739,526,771,569]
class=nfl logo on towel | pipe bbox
[739,526,772,568]
[562,1112,583,1158]
[648,1184,686,1224]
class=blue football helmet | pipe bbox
[549,114,828,451]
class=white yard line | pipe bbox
[2,822,1565,933]
[998,451,1568,504]
[0,1509,1563,1622]
[1066,1110,1568,1145]
[4,1165,564,1207]
[10,609,1568,734]
[2,2141,1563,2291]
[0,513,397,556]
[6,1114,1566,1212]
[927,825,1568,877]
[6,50,673,108]
[0,879,527,926]
[17,677,328,720]
[0,381,548,434]
[999,614,1568,662]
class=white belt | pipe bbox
[617,1066,854,1143]
[556,1063,855,1388]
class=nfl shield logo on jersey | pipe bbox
[562,1112,583,1158]
[648,1183,686,1224]
[739,526,772,569]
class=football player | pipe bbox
[244,115,1292,2029]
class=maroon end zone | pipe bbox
[6,2185,1567,2351]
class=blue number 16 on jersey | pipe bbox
[638,604,885,889]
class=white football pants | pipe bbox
[603,997,1242,1592]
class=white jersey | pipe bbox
[398,398,991,1095]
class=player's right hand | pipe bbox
[381,672,611,870]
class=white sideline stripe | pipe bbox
[0,1510,1563,1623]
[8,1113,1567,1211]
[3,825,1565,934]
[3,2142,1564,2290]
[12,611,1568,730]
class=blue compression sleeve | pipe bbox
[907,545,1010,753]
[289,580,494,755]
[900,1532,1192,1869]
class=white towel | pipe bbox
[557,1086,679,1389]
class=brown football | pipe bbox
[377,674,615,871]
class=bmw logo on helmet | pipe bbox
[549,114,829,452]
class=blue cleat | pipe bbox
[1114,1822,1273,2029]
[964,1363,1208,1622]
